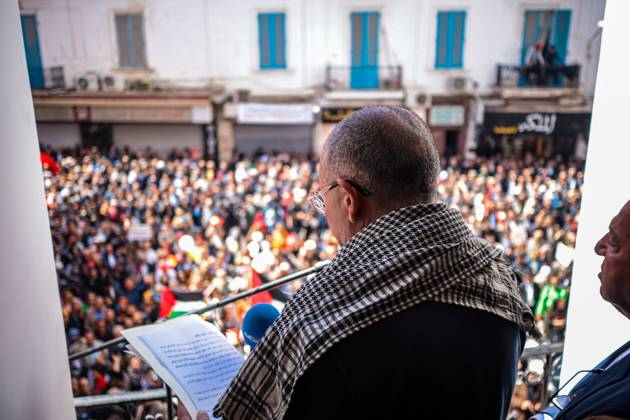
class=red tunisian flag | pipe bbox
[40,151,60,175]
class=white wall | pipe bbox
[22,0,605,95]
[0,2,75,418]
[560,0,630,385]
[37,123,80,148]
[114,124,203,151]
[146,0,210,84]
[419,0,604,93]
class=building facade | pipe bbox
[20,0,605,159]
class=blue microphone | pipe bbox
[242,303,280,349]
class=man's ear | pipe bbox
[337,178,363,224]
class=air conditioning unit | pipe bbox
[76,72,101,91]
[101,74,125,91]
[125,78,153,92]
[404,89,432,109]
[447,76,478,93]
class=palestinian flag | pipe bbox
[250,269,290,306]
[159,287,205,319]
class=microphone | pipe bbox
[242,303,280,349]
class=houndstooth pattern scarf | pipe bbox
[214,202,536,419]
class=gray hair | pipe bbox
[322,105,439,203]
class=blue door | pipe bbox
[350,12,379,89]
[20,15,44,89]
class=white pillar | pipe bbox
[0,2,75,419]
[561,0,630,384]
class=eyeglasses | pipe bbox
[308,179,370,215]
[532,368,604,419]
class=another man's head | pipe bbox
[595,200,630,319]
[317,105,439,244]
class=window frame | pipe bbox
[114,12,148,69]
[434,10,467,70]
[257,12,287,70]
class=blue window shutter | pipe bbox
[521,11,538,65]
[268,13,277,67]
[350,12,362,66]
[276,13,286,67]
[115,15,130,67]
[131,14,147,68]
[258,12,286,69]
[126,15,136,67]
[366,12,379,66]
[436,11,465,69]
[553,10,571,63]
[521,10,546,65]
[435,12,449,68]
[115,14,146,68]
[258,14,270,68]
[20,15,44,89]
[451,11,466,67]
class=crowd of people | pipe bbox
[42,146,583,418]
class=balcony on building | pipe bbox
[322,65,404,106]
[495,62,582,99]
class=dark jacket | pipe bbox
[557,340,630,420]
[284,301,523,420]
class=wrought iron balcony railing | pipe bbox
[496,63,580,89]
[325,65,403,91]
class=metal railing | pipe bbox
[522,341,564,359]
[71,261,566,416]
[72,263,328,418]
[69,263,328,362]
[75,388,170,420]
[73,341,566,412]
[75,388,167,408]
[325,65,403,91]
[496,63,580,88]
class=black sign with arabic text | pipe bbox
[484,112,590,136]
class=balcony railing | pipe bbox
[70,261,566,417]
[73,341,563,419]
[71,263,328,419]
[325,65,403,91]
[69,263,329,362]
[496,64,580,89]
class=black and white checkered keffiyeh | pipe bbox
[214,202,536,419]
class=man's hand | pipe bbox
[176,402,211,420]
[520,400,535,413]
